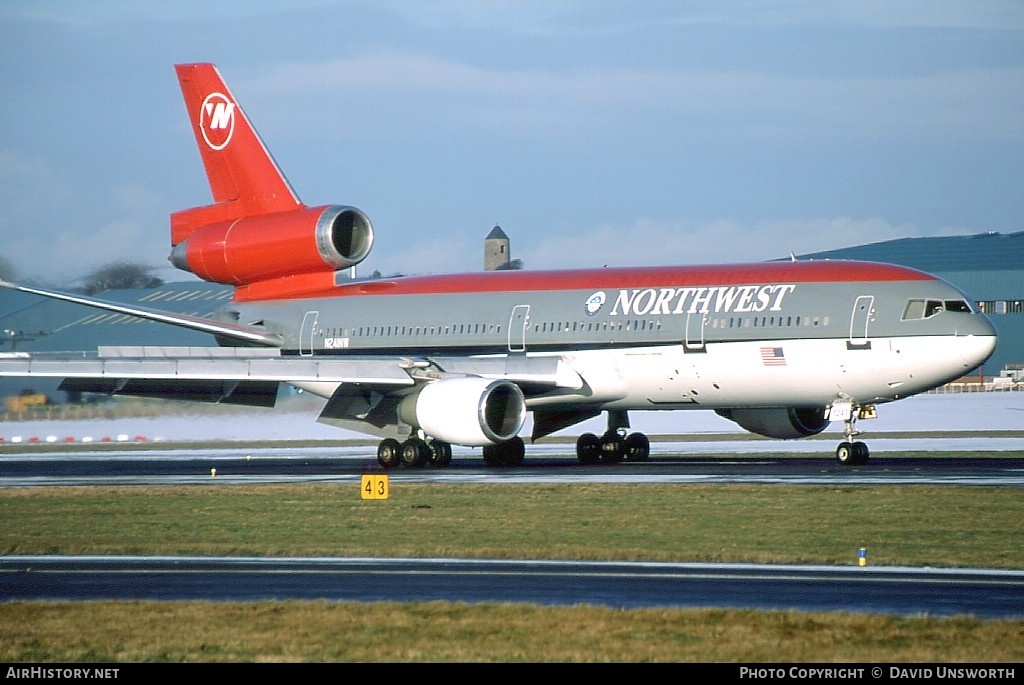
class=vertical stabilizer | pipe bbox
[172,63,303,245]
[168,63,374,288]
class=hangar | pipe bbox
[0,281,231,402]
[796,230,1023,381]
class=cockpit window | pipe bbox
[902,298,972,320]
[903,300,925,320]
[944,299,972,313]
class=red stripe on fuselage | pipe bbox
[232,260,934,303]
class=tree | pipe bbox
[495,259,523,270]
[0,256,17,282]
[77,262,164,295]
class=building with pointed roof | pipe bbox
[484,224,510,271]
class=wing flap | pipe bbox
[59,378,281,407]
[429,355,583,389]
[0,347,415,385]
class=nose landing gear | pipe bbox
[836,439,870,465]
[832,401,872,465]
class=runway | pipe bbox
[2,391,1021,618]
[2,442,1023,487]
[3,555,1023,619]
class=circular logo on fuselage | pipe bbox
[199,92,236,151]
[585,291,606,316]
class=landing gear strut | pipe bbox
[575,410,650,465]
[834,403,870,465]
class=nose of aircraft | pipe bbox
[959,313,998,370]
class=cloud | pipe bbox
[515,216,964,270]
[0,179,169,286]
[0,3,1019,286]
[248,52,1024,146]
[370,230,482,276]
[377,1,1024,33]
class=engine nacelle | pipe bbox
[398,378,527,446]
[169,204,373,285]
[715,407,830,439]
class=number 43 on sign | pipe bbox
[361,474,389,500]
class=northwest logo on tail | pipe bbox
[199,92,235,150]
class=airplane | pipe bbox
[0,63,997,467]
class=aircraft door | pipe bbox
[684,312,706,352]
[300,310,319,356]
[848,296,874,349]
[508,305,529,352]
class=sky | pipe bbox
[0,1,1022,287]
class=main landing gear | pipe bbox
[376,436,452,469]
[482,436,526,467]
[374,435,526,469]
[575,410,651,465]
[834,402,872,466]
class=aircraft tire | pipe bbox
[853,441,870,464]
[482,444,503,467]
[600,431,626,464]
[377,438,401,469]
[505,436,525,466]
[428,440,453,467]
[481,438,526,467]
[836,443,853,464]
[625,432,650,462]
[401,438,430,467]
[576,433,601,465]
[836,441,870,465]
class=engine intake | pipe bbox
[169,204,373,285]
[715,407,830,439]
[398,378,527,446]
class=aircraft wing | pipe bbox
[0,346,582,412]
[0,279,282,347]
[0,346,414,407]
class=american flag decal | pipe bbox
[760,346,786,366]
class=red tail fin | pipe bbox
[168,63,374,288]
[171,63,302,245]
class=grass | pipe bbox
[3,601,1022,663]
[2,481,1023,662]
[1,483,1022,566]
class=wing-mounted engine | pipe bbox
[715,407,830,439]
[315,357,571,445]
[169,204,373,285]
[398,377,527,446]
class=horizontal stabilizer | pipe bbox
[0,280,281,347]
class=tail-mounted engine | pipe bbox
[398,377,527,446]
[169,204,373,285]
[715,407,830,439]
